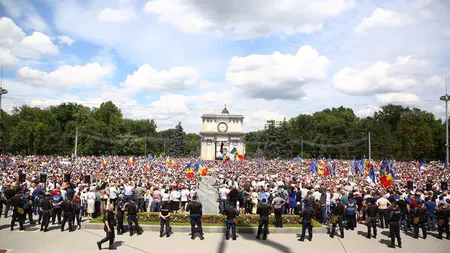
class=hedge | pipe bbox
[91,212,321,227]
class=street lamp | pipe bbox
[440,93,450,169]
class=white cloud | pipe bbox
[332,56,431,95]
[56,35,75,46]
[123,64,200,92]
[375,92,421,105]
[13,32,59,58]
[17,63,112,89]
[97,7,136,23]
[226,45,329,100]
[355,8,412,36]
[143,0,355,38]
[355,106,380,118]
[0,17,59,63]
[425,76,445,89]
[0,48,19,67]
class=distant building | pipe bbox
[264,119,284,130]
[200,105,245,160]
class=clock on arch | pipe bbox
[217,122,228,132]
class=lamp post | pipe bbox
[440,93,450,169]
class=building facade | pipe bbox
[200,105,245,160]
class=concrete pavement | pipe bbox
[0,215,449,253]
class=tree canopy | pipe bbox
[245,105,446,162]
[0,102,446,161]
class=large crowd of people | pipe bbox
[0,155,449,249]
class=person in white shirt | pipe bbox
[170,188,181,213]
[180,186,190,212]
[219,185,230,214]
[109,184,118,206]
[124,182,134,203]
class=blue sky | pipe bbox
[0,0,449,133]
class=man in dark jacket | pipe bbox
[413,202,428,239]
[256,199,270,240]
[10,190,25,231]
[187,195,204,240]
[61,197,75,232]
[224,204,238,240]
[366,199,379,239]
[299,203,314,241]
[435,203,449,239]
[124,198,141,236]
[388,202,402,248]
[39,193,52,232]
[97,204,117,250]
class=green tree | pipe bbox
[168,122,186,157]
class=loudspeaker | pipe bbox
[84,175,91,184]
[40,173,47,183]
[19,173,26,183]
[426,183,432,191]
[442,181,448,191]
[64,174,70,183]
[407,181,413,190]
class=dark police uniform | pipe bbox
[413,204,428,239]
[224,205,238,240]
[4,187,15,218]
[330,200,345,238]
[10,192,25,231]
[256,201,270,240]
[435,204,449,239]
[187,199,203,240]
[388,204,402,248]
[97,209,116,250]
[159,203,171,237]
[40,195,52,231]
[116,200,125,235]
[23,191,34,224]
[61,199,75,232]
[126,200,141,236]
[366,203,379,238]
[299,205,315,241]
[52,194,63,224]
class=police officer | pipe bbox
[187,195,203,240]
[366,199,379,239]
[256,198,270,240]
[299,203,314,241]
[124,198,142,236]
[116,198,125,235]
[23,189,35,224]
[413,202,428,239]
[159,202,171,238]
[39,193,52,232]
[330,198,345,238]
[97,204,117,250]
[388,201,402,248]
[435,203,449,239]
[61,197,75,232]
[36,193,44,225]
[52,190,63,225]
[10,190,25,231]
[224,203,238,240]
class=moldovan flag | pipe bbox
[127,156,135,166]
[145,163,150,172]
[200,161,208,176]
[186,163,195,179]
[101,155,107,168]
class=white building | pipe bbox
[200,105,245,160]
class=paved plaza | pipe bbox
[0,216,449,253]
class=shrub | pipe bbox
[93,212,321,227]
